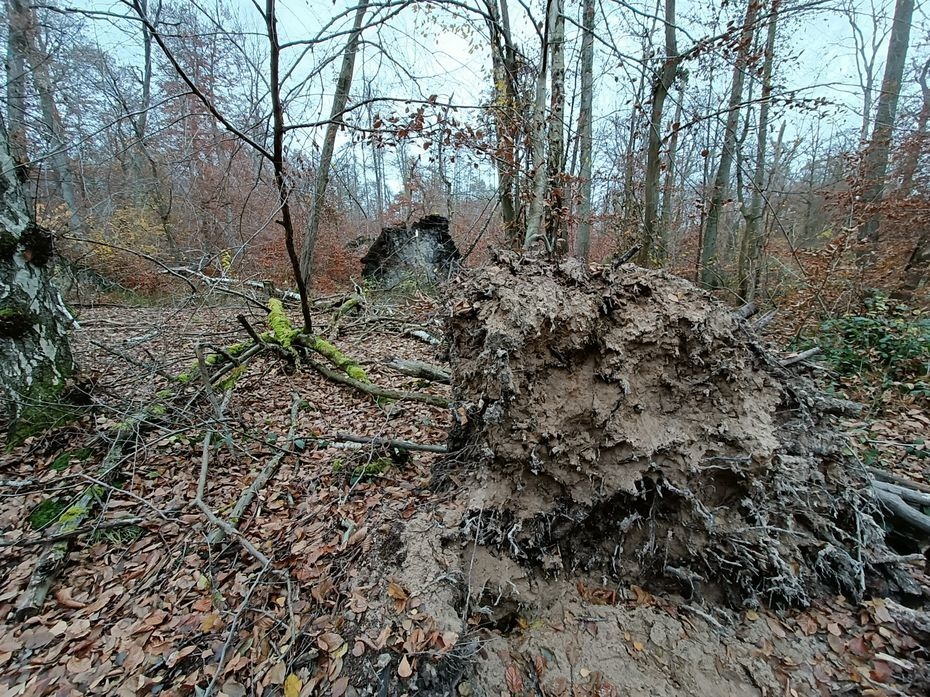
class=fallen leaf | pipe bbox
[398,656,413,678]
[387,581,409,601]
[55,588,86,609]
[331,676,349,697]
[284,673,302,697]
[870,660,892,683]
[351,641,365,657]
[318,632,344,653]
[505,665,524,692]
[745,610,759,621]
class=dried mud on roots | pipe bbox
[444,253,895,606]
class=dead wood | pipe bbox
[885,599,930,643]
[207,393,301,546]
[305,356,450,407]
[873,480,930,508]
[733,301,758,320]
[383,357,451,384]
[406,328,443,346]
[332,432,449,453]
[752,309,777,332]
[873,487,930,536]
[870,466,930,494]
[780,347,822,366]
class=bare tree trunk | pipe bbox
[574,0,594,260]
[11,0,85,237]
[738,0,779,301]
[524,0,553,250]
[484,0,521,245]
[700,0,760,288]
[0,112,75,440]
[845,0,887,144]
[300,0,369,290]
[640,0,679,266]
[544,0,565,252]
[897,56,929,195]
[658,97,683,248]
[265,0,314,331]
[5,0,29,179]
[860,0,914,243]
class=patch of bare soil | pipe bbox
[443,253,904,606]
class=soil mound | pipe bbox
[445,253,889,606]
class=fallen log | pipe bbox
[873,480,930,508]
[870,466,930,494]
[383,357,451,384]
[305,357,449,407]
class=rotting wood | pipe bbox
[869,466,930,494]
[732,302,758,320]
[207,393,301,546]
[873,480,930,508]
[332,432,449,453]
[383,357,451,384]
[305,357,449,407]
[752,309,777,332]
[885,599,930,643]
[780,347,822,367]
[873,487,930,536]
[406,329,442,346]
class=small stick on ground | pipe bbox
[332,432,449,453]
[207,393,301,546]
[306,357,450,407]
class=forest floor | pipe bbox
[1,287,928,697]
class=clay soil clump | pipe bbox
[443,253,893,606]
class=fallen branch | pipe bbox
[1,517,145,548]
[306,357,450,407]
[332,432,449,453]
[780,347,821,367]
[873,480,930,508]
[873,487,930,536]
[383,357,451,384]
[732,302,758,320]
[406,329,442,346]
[869,466,930,494]
[207,394,301,546]
[884,599,930,643]
[751,309,777,332]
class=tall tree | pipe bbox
[299,0,369,291]
[700,0,760,287]
[0,112,75,439]
[860,0,915,243]
[639,0,680,266]
[574,0,595,260]
[738,0,779,300]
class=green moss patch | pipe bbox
[29,498,68,530]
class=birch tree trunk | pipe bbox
[300,0,369,290]
[897,56,929,196]
[640,0,679,266]
[5,0,29,176]
[699,0,760,288]
[738,0,779,301]
[860,0,914,243]
[0,112,75,439]
[574,0,594,260]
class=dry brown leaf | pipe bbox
[387,581,409,601]
[351,641,365,658]
[331,676,350,697]
[765,616,787,639]
[54,588,86,609]
[505,664,524,692]
[318,632,344,653]
[398,656,413,678]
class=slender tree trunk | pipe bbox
[658,97,683,248]
[898,56,929,195]
[5,0,29,180]
[544,0,565,252]
[0,112,75,439]
[574,0,595,260]
[640,0,679,266]
[524,0,553,250]
[860,0,915,243]
[738,0,778,301]
[9,1,84,237]
[265,0,313,331]
[484,0,521,245]
[300,0,369,290]
[700,0,760,288]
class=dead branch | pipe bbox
[732,301,757,320]
[332,432,449,453]
[306,357,450,407]
[751,309,777,332]
[873,480,930,508]
[869,466,930,494]
[237,314,264,345]
[207,393,301,546]
[405,328,443,346]
[1,517,146,548]
[383,356,451,384]
[873,487,930,536]
[780,347,821,367]
[884,599,930,643]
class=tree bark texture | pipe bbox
[574,0,594,260]
[0,112,75,436]
[860,0,914,243]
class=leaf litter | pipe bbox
[0,279,927,696]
